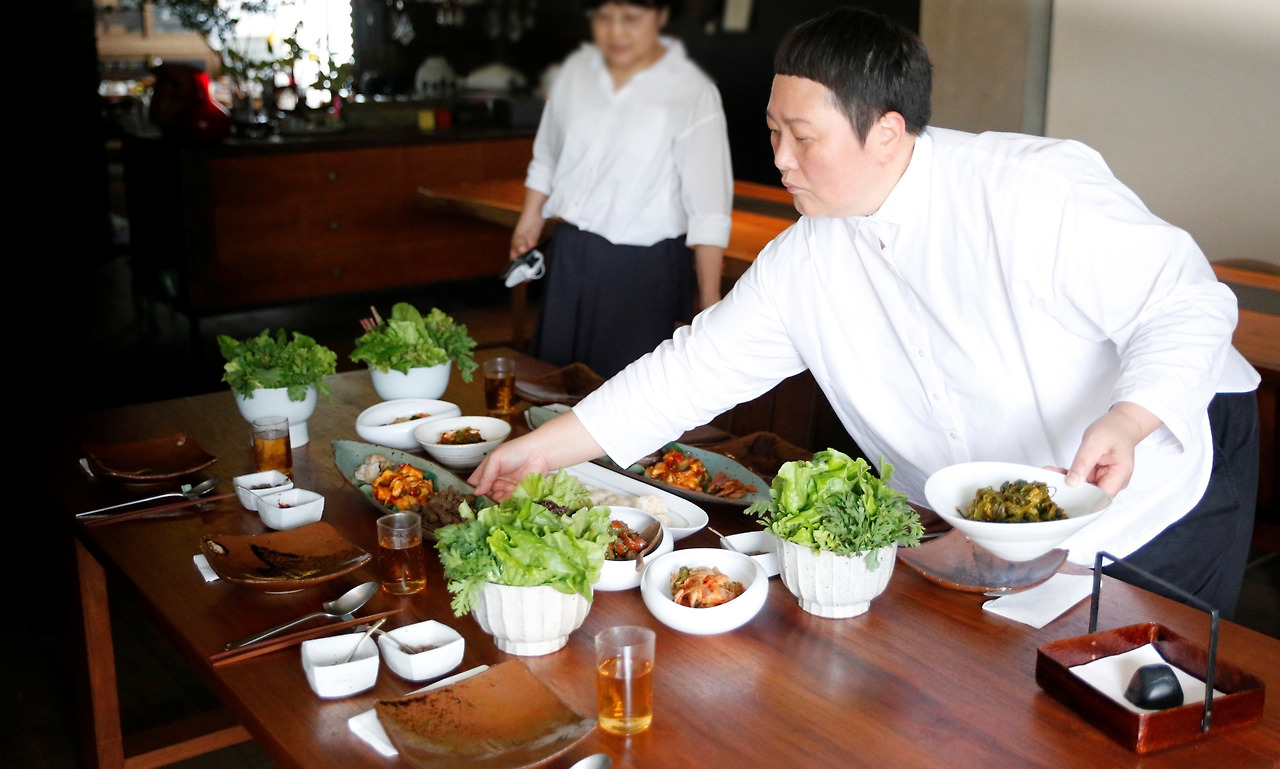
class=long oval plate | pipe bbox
[331,440,490,539]
[562,461,708,541]
[595,442,770,508]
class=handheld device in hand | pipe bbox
[502,247,546,288]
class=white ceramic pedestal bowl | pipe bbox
[233,386,317,448]
[370,363,451,401]
[470,582,590,656]
[778,540,897,619]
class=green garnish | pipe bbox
[350,302,478,381]
[746,449,922,570]
[216,329,337,402]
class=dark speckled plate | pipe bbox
[199,522,370,593]
[897,529,1067,593]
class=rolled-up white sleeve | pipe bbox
[675,87,733,249]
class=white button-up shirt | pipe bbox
[574,127,1259,564]
[525,37,732,249]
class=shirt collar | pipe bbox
[872,126,933,229]
[585,36,686,84]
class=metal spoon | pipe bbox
[343,617,386,663]
[223,581,378,651]
[569,753,612,769]
[77,477,221,518]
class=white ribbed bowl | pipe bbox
[778,539,897,618]
[470,583,590,656]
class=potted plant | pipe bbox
[350,303,478,401]
[218,329,338,447]
[435,471,615,655]
[746,449,923,618]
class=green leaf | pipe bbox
[216,329,337,401]
[350,303,478,381]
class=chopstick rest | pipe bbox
[982,573,1093,629]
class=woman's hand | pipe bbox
[510,188,550,260]
[1065,401,1162,497]
[468,410,605,500]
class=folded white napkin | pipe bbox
[347,665,490,756]
[1071,644,1224,713]
[982,573,1093,629]
[193,554,219,583]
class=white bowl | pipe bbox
[594,507,675,592]
[720,530,780,578]
[354,398,462,450]
[300,633,380,698]
[924,461,1112,562]
[640,548,768,635]
[413,416,513,470]
[378,620,465,682]
[232,470,293,511]
[370,363,451,400]
[777,539,897,618]
[233,386,317,447]
[470,582,590,656]
[255,488,325,530]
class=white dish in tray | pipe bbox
[563,461,708,541]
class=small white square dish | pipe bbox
[301,633,380,698]
[233,470,293,510]
[378,620,466,682]
[255,488,324,530]
[720,530,780,578]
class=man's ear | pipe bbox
[869,111,908,161]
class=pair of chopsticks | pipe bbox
[357,305,384,333]
[209,607,403,667]
[78,492,236,526]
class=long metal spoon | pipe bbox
[634,521,664,573]
[223,581,378,651]
[77,477,221,518]
[343,617,386,663]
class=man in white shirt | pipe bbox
[476,7,1261,618]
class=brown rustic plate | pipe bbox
[897,529,1066,593]
[514,362,605,405]
[84,432,218,482]
[375,659,595,769]
[199,522,370,593]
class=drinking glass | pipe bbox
[594,625,655,735]
[251,416,292,476]
[483,356,517,416]
[377,512,427,595]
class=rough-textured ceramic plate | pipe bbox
[375,660,595,769]
[563,461,708,541]
[896,529,1067,593]
[704,431,814,484]
[198,521,370,593]
[513,362,605,405]
[331,440,487,538]
[598,442,770,508]
[83,432,218,482]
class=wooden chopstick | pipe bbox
[77,492,237,526]
[210,608,404,667]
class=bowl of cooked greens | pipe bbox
[924,462,1112,562]
[434,470,615,655]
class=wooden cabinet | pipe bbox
[124,133,535,318]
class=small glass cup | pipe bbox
[594,625,655,735]
[377,512,427,595]
[482,356,518,417]
[251,416,292,477]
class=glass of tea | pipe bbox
[482,356,518,417]
[377,512,427,595]
[251,416,292,477]
[594,625,655,735]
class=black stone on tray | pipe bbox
[1123,663,1184,710]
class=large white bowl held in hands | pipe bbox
[924,462,1112,562]
[470,583,590,656]
[778,540,896,618]
[640,548,768,635]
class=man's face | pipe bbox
[590,2,668,77]
[767,75,883,218]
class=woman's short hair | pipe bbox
[583,0,674,12]
[774,6,932,143]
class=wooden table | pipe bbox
[55,349,1280,769]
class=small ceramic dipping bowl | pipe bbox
[720,530,781,578]
[233,469,293,511]
[378,620,466,682]
[255,488,324,530]
[301,633,380,698]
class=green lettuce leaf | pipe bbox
[350,303,477,381]
[217,329,336,401]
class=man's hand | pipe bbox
[1065,401,1163,497]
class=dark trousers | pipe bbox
[1102,391,1260,619]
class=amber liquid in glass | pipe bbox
[253,434,292,476]
[377,533,426,595]
[484,370,517,416]
[596,657,654,735]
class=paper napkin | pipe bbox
[348,665,490,756]
[193,554,219,583]
[982,573,1094,629]
[1071,644,1224,713]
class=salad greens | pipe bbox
[435,470,615,616]
[217,329,337,402]
[350,302,478,381]
[746,448,922,570]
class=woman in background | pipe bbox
[509,0,733,378]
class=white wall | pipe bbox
[1044,0,1280,269]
